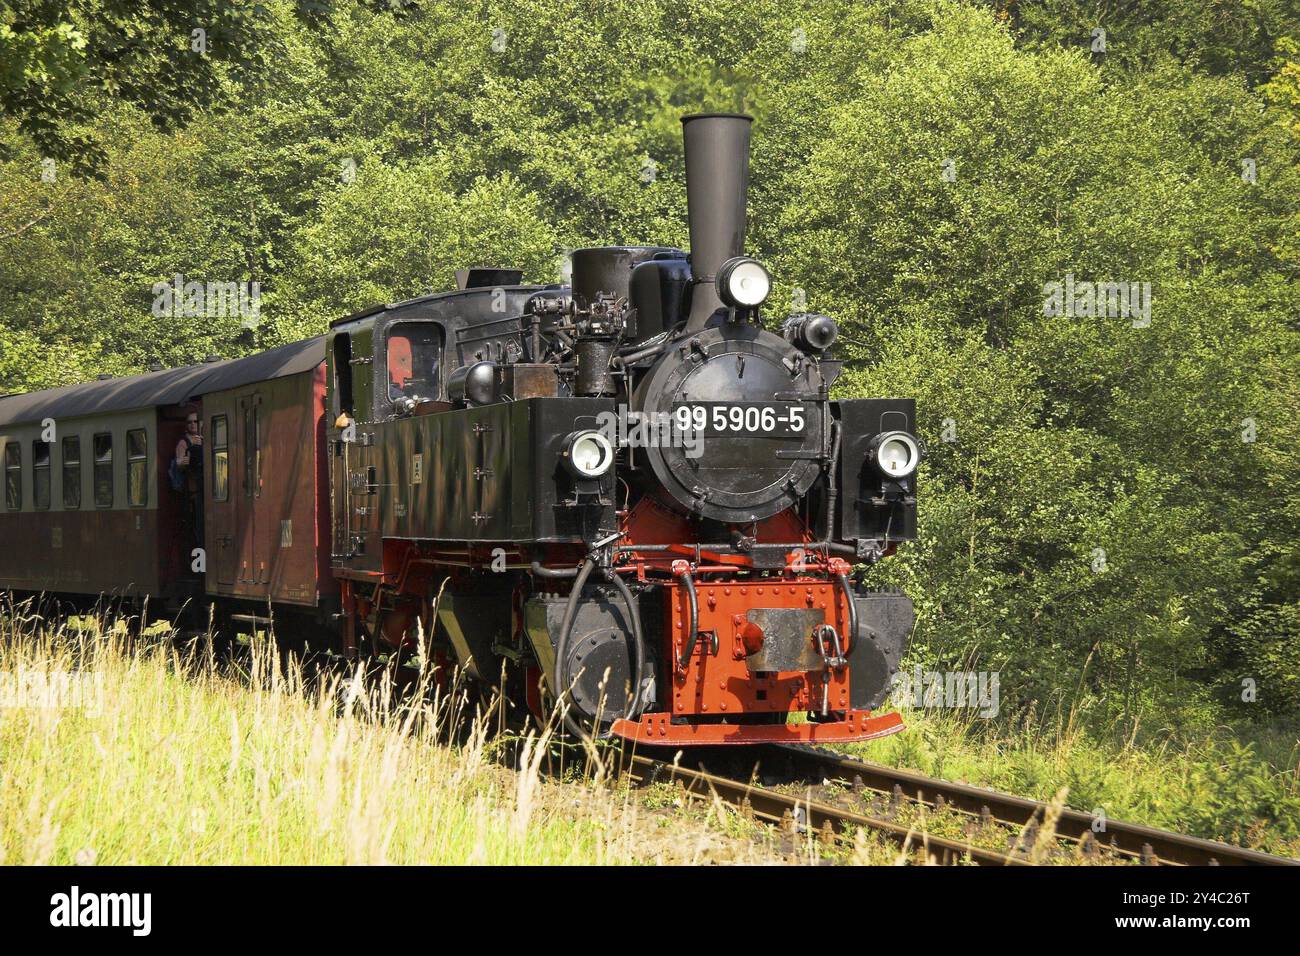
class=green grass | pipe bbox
[11,605,1289,863]
[0,609,781,865]
[842,705,1300,857]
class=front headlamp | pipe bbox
[564,430,615,478]
[716,257,771,309]
[868,430,921,480]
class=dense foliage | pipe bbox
[1,0,1296,735]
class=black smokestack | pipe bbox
[681,113,753,330]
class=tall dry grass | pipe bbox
[0,605,779,865]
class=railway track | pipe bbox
[617,743,1298,866]
[761,745,1295,866]
[620,751,1024,865]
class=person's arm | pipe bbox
[175,438,190,467]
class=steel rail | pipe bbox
[764,744,1297,867]
[620,752,1024,865]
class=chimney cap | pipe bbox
[681,112,754,123]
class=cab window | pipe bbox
[333,334,353,417]
[386,323,444,404]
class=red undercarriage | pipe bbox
[342,496,904,746]
[605,498,903,744]
[610,709,905,746]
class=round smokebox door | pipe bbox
[638,324,825,523]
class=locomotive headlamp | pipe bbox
[564,430,615,478]
[868,430,921,480]
[716,256,771,309]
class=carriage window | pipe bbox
[4,442,19,511]
[93,433,113,507]
[243,406,260,497]
[211,415,229,502]
[62,436,81,509]
[387,323,443,403]
[32,441,50,510]
[127,429,147,507]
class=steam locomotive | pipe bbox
[0,114,919,745]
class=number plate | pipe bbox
[673,402,807,437]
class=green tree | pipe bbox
[0,0,414,174]
[1,0,1295,733]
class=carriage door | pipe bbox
[237,393,263,587]
[210,411,238,587]
[330,333,353,565]
[332,435,350,563]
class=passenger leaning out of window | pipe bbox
[175,409,205,549]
